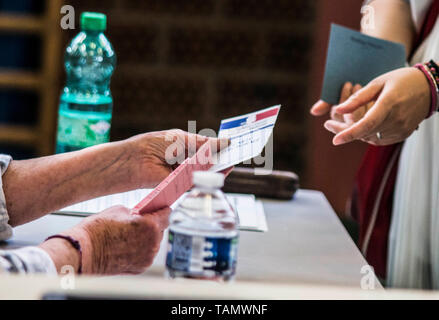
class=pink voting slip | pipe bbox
[131,142,213,215]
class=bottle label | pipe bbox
[57,110,111,148]
[166,229,238,276]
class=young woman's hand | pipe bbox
[311,82,372,123]
[323,83,373,136]
[330,68,431,146]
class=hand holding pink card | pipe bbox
[132,141,213,215]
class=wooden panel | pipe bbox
[0,14,43,33]
[0,3,63,156]
[37,0,63,156]
[0,70,41,89]
[0,125,37,144]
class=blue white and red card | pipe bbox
[210,105,281,172]
[133,105,281,214]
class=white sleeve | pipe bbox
[0,154,57,275]
[0,247,57,274]
[0,154,12,241]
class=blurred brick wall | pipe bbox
[61,0,316,174]
[305,0,366,215]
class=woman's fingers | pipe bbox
[311,100,332,116]
[311,82,358,117]
[324,120,350,134]
[329,82,354,122]
[333,91,390,145]
[335,81,383,114]
[344,84,365,124]
[330,106,345,122]
[339,82,353,104]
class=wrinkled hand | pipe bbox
[330,68,431,146]
[124,129,230,189]
[65,205,170,275]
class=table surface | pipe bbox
[1,189,381,289]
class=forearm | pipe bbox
[362,0,415,57]
[3,140,137,226]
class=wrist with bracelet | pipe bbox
[414,60,439,118]
[45,234,83,274]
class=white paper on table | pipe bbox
[57,189,268,232]
[210,105,281,172]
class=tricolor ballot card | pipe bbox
[132,105,281,214]
[210,105,281,172]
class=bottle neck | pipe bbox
[193,185,220,193]
[81,29,104,36]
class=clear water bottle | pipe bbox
[166,171,239,282]
[56,12,116,153]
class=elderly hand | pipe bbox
[40,205,170,275]
[3,129,229,227]
[329,68,431,146]
[122,129,229,189]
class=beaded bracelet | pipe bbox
[428,60,439,115]
[45,234,83,274]
[426,60,439,88]
[414,62,439,118]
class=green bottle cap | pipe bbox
[80,12,106,31]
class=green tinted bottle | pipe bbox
[56,12,116,153]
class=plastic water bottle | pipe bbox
[166,171,239,281]
[56,12,116,153]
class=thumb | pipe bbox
[310,100,332,116]
[146,207,171,231]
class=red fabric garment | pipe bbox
[352,0,439,279]
[351,144,402,278]
[414,0,439,52]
